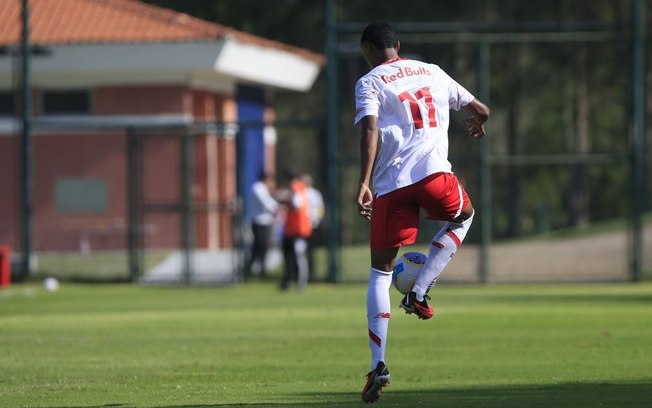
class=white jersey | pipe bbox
[250,180,278,226]
[354,58,474,196]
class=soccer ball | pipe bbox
[392,251,433,294]
[43,277,60,292]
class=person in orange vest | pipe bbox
[280,174,313,291]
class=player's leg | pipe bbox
[280,236,295,290]
[258,224,272,277]
[367,247,398,368]
[362,190,419,402]
[245,223,261,278]
[294,237,309,290]
[411,173,474,303]
[366,190,419,367]
[251,223,271,277]
[411,206,473,298]
[363,248,397,403]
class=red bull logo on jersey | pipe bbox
[380,66,431,84]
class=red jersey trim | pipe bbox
[381,57,407,65]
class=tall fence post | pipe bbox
[477,41,492,284]
[181,128,194,285]
[630,0,646,282]
[325,0,340,282]
[127,127,142,282]
[19,0,32,280]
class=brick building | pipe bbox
[0,0,322,255]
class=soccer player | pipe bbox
[354,22,490,403]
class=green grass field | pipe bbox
[1,282,651,407]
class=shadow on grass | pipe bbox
[28,274,132,284]
[42,380,652,408]
[452,292,652,305]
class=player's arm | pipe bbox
[357,115,379,220]
[254,182,279,213]
[462,98,491,139]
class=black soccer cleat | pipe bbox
[361,361,391,403]
[400,291,434,320]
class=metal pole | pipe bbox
[126,128,141,282]
[477,42,491,284]
[336,21,625,35]
[325,0,340,282]
[19,0,32,279]
[630,0,645,282]
[181,129,194,285]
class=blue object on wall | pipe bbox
[236,85,265,222]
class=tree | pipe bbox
[143,0,650,245]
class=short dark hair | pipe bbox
[360,21,398,50]
[259,170,274,182]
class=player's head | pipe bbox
[300,173,313,187]
[258,170,276,189]
[360,21,398,51]
[360,22,400,67]
[259,170,273,181]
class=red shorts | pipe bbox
[370,172,471,249]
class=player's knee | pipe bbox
[453,207,475,224]
[371,247,400,273]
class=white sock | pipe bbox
[413,212,474,301]
[367,267,392,370]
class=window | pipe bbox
[42,90,91,114]
[0,91,15,116]
[55,178,107,214]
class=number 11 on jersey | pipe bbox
[398,87,437,129]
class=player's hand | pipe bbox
[463,117,486,139]
[357,184,374,220]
